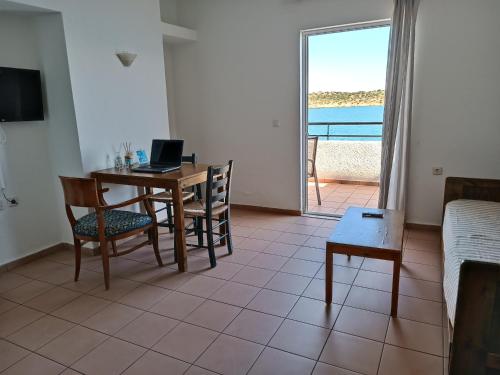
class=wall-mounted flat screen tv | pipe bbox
[0,67,44,122]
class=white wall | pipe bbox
[170,0,393,211]
[0,14,62,265]
[1,0,172,264]
[407,0,500,225]
[171,0,500,224]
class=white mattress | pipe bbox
[442,199,500,325]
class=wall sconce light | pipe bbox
[116,52,137,67]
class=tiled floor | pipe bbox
[0,209,446,375]
[307,182,379,216]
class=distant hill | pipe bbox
[309,90,385,108]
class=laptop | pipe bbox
[132,139,184,173]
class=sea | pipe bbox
[308,105,383,141]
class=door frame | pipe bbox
[299,19,391,216]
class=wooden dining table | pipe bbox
[90,164,209,272]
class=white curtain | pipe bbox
[379,0,420,210]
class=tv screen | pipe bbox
[0,67,44,122]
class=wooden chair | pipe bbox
[308,136,321,205]
[59,176,162,290]
[183,161,234,267]
[147,153,202,233]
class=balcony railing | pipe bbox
[308,122,383,141]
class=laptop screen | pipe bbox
[150,139,184,165]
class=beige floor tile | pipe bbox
[303,279,350,305]
[185,300,241,331]
[224,309,283,345]
[24,286,80,313]
[333,254,364,268]
[114,312,178,347]
[405,237,440,252]
[232,225,256,237]
[265,272,311,295]
[293,247,326,263]
[2,352,65,375]
[248,253,289,271]
[73,337,146,375]
[153,322,218,362]
[149,291,205,320]
[8,315,74,351]
[0,339,30,372]
[118,284,170,310]
[315,264,358,284]
[1,280,54,303]
[399,277,443,302]
[334,306,389,342]
[200,261,244,280]
[403,250,441,267]
[0,273,31,294]
[303,236,328,249]
[61,269,103,292]
[185,366,219,374]
[247,289,299,317]
[362,258,393,274]
[284,223,318,236]
[280,258,322,277]
[210,281,260,307]
[237,238,272,252]
[263,242,299,257]
[81,302,142,335]
[0,297,17,314]
[354,270,393,292]
[345,286,391,315]
[249,347,316,375]
[0,305,45,338]
[231,266,276,287]
[218,249,259,265]
[177,275,226,298]
[401,262,442,283]
[386,318,443,356]
[313,362,360,375]
[146,267,195,289]
[269,319,330,359]
[288,297,341,328]
[37,325,108,366]
[320,331,383,375]
[398,295,443,326]
[378,344,443,375]
[89,277,141,301]
[196,334,264,375]
[122,350,189,375]
[52,295,110,323]
[276,232,309,245]
[249,228,283,241]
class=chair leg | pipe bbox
[206,217,216,268]
[219,214,227,246]
[111,241,118,256]
[313,167,321,205]
[73,238,81,282]
[225,211,233,255]
[196,217,204,247]
[151,226,163,267]
[166,202,174,234]
[99,240,110,290]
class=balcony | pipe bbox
[307,122,381,215]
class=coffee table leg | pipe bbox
[391,256,401,316]
[325,250,333,304]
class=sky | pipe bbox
[308,26,390,93]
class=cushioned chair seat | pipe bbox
[183,200,228,217]
[151,190,195,202]
[74,210,153,238]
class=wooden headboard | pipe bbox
[443,177,500,218]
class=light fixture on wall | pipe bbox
[116,52,137,67]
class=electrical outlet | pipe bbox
[432,167,443,176]
[8,197,19,207]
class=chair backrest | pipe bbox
[205,161,234,214]
[59,176,100,208]
[182,153,197,164]
[307,137,319,176]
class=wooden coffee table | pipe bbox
[325,207,404,317]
